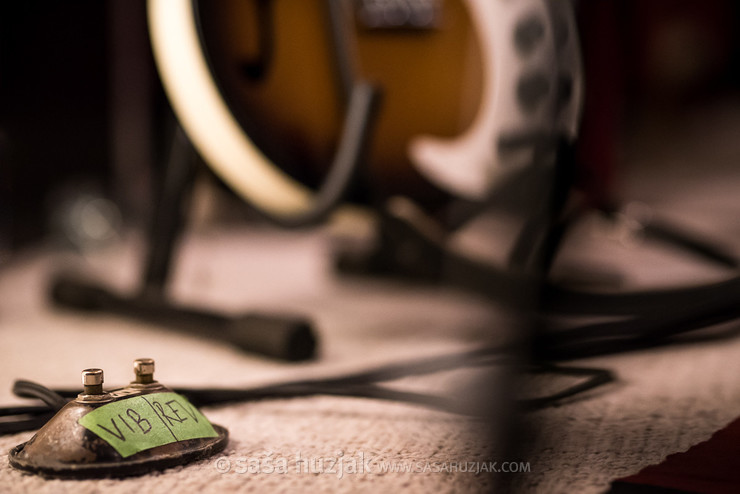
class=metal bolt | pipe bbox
[81,368,104,395]
[133,358,155,384]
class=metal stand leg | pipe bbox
[141,126,197,298]
[49,126,318,361]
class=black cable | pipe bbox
[597,207,740,270]
[0,382,68,435]
[0,411,56,435]
[176,383,475,416]
[441,218,740,320]
[538,293,740,360]
[520,364,616,409]
[175,364,613,414]
[379,188,740,321]
[370,202,740,359]
[543,276,740,317]
[642,221,739,269]
[12,380,67,410]
[0,350,614,435]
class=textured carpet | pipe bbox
[0,227,510,493]
[4,219,740,493]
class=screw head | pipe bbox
[133,358,155,384]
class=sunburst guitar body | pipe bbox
[149,0,582,218]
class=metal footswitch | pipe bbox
[9,358,228,478]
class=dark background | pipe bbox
[0,0,161,252]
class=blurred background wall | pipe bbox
[0,0,162,255]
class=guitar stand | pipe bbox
[335,163,739,296]
[49,127,317,361]
[334,137,577,289]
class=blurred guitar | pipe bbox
[149,0,582,217]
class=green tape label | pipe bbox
[78,392,218,458]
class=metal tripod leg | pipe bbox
[49,126,317,361]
